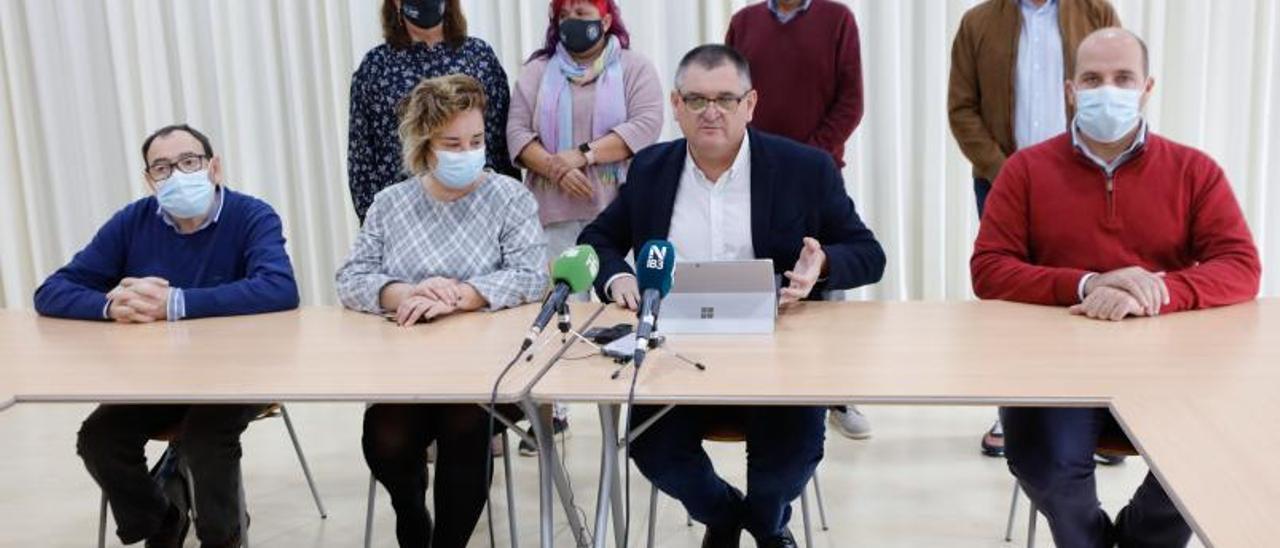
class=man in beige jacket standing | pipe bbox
[947,0,1119,458]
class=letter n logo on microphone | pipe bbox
[645,245,667,270]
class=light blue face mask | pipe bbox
[432,147,487,190]
[1073,85,1143,143]
[156,169,215,219]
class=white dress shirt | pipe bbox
[1014,0,1067,150]
[605,133,755,298]
[667,132,754,262]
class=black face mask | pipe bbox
[559,18,605,54]
[401,0,446,30]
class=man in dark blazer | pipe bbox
[578,44,885,548]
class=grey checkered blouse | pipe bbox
[335,173,549,313]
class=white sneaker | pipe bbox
[828,406,872,440]
[519,416,570,456]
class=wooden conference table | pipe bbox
[1,301,1276,547]
[0,306,552,404]
[1110,389,1280,547]
[0,305,602,547]
[528,300,1280,548]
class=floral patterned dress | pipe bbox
[347,37,518,223]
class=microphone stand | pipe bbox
[609,331,706,379]
[525,300,603,361]
[610,322,704,548]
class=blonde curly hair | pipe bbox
[397,74,488,176]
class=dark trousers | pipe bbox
[975,177,993,218]
[76,404,263,544]
[1001,407,1192,548]
[628,405,826,542]
[363,403,515,548]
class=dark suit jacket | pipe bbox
[578,128,886,300]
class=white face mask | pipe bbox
[432,147,487,189]
[1073,85,1143,143]
[156,169,215,219]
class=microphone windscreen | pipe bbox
[550,244,600,293]
[636,240,676,298]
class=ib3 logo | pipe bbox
[644,244,668,270]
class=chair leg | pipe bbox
[279,405,327,519]
[811,471,830,531]
[175,461,198,526]
[98,491,109,548]
[238,474,249,548]
[647,482,659,548]
[1026,501,1038,548]
[502,431,519,548]
[364,474,377,548]
[799,486,815,548]
[1004,481,1020,542]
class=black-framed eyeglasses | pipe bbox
[146,154,208,181]
[678,90,752,113]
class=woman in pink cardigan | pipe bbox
[506,0,664,454]
[507,0,664,266]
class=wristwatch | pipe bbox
[578,142,596,166]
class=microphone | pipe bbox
[633,240,676,368]
[522,245,599,351]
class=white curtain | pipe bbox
[2,0,1276,308]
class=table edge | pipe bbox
[11,393,529,405]
[1107,399,1213,547]
[526,394,1116,407]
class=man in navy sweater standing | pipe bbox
[34,124,299,548]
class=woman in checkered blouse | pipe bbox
[336,74,547,548]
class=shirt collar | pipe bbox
[1072,119,1148,175]
[686,131,752,188]
[767,0,813,23]
[1020,0,1057,14]
[157,184,226,233]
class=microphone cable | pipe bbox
[621,349,644,548]
[483,345,527,548]
[485,302,609,547]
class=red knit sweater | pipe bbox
[971,132,1260,313]
[726,0,863,167]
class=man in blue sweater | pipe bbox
[33,124,299,548]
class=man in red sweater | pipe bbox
[972,28,1260,547]
[949,0,1121,459]
[726,0,874,441]
[726,0,863,168]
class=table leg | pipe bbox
[591,404,623,548]
[519,397,556,548]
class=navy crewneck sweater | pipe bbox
[34,188,299,320]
